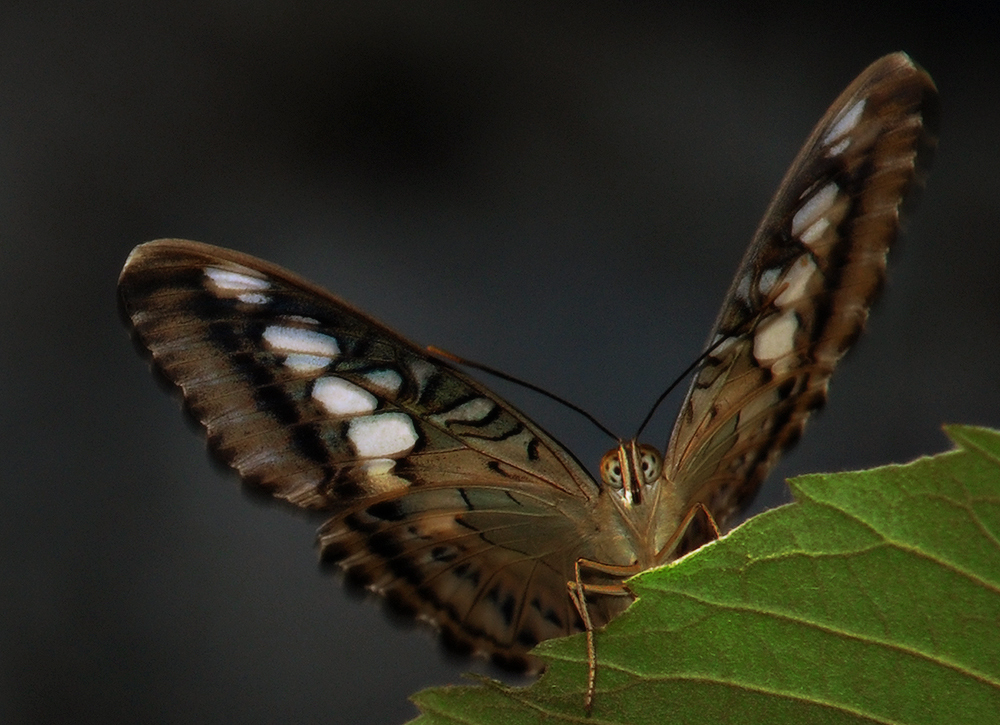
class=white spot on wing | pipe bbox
[237,293,268,305]
[710,335,736,359]
[822,99,866,147]
[758,268,781,296]
[348,413,418,458]
[792,182,839,238]
[363,369,403,397]
[358,458,410,493]
[285,315,320,326]
[735,272,752,304]
[774,255,817,307]
[205,267,270,292]
[432,397,494,424]
[361,458,396,475]
[408,359,437,392]
[263,326,340,358]
[827,138,851,157]
[313,377,378,415]
[283,354,332,372]
[754,310,798,368]
[800,217,831,247]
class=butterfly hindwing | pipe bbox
[663,53,938,547]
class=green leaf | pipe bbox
[409,426,1000,724]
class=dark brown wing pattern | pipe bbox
[119,240,624,670]
[663,53,937,553]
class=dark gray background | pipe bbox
[3,3,998,724]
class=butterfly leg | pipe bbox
[654,502,721,562]
[568,557,641,713]
[568,503,721,711]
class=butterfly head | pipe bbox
[599,441,663,506]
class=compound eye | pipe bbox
[600,450,624,488]
[638,445,663,484]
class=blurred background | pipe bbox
[2,3,998,723]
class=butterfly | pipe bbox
[118,52,937,710]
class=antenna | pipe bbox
[633,335,729,439]
[427,346,619,442]
[431,333,730,448]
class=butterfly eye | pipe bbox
[638,445,663,484]
[599,451,624,488]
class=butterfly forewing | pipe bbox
[661,54,938,553]
[119,240,635,668]
[120,52,937,692]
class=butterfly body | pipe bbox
[119,53,937,695]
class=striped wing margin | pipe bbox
[663,52,938,551]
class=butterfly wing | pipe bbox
[662,53,938,550]
[119,240,629,669]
